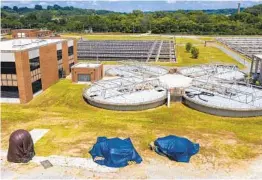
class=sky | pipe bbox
[1,0,262,12]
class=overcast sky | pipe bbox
[2,1,262,12]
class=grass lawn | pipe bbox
[215,41,252,62]
[175,37,204,45]
[175,45,245,68]
[1,79,262,164]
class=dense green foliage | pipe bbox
[191,46,199,58]
[186,42,192,52]
[1,4,262,35]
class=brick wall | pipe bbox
[39,44,59,90]
[73,39,78,64]
[15,51,33,103]
[12,30,52,38]
[71,64,103,83]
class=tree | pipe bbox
[191,47,199,59]
[3,6,11,10]
[13,6,18,12]
[35,5,43,10]
[185,42,192,52]
[47,6,53,10]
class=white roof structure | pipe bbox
[158,74,192,88]
[72,63,101,68]
[254,54,262,59]
[0,39,66,52]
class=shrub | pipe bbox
[185,42,192,52]
[191,46,199,59]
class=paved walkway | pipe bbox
[1,148,262,179]
[207,43,251,73]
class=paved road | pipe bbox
[207,43,251,73]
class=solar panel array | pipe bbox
[77,40,176,62]
[216,37,262,59]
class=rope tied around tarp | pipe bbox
[185,91,214,102]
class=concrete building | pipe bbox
[11,29,53,38]
[71,63,103,83]
[1,38,77,104]
[250,54,262,84]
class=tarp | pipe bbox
[154,135,199,163]
[89,137,142,168]
[7,129,35,163]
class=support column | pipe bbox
[259,59,262,84]
[255,57,259,76]
[250,56,255,76]
[167,89,171,108]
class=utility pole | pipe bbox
[237,3,241,14]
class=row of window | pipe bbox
[1,62,16,74]
[31,74,41,83]
[1,86,19,98]
[32,79,42,94]
[1,80,18,86]
[29,57,40,71]
[69,62,74,73]
[29,57,42,94]
[68,46,74,56]
[1,74,17,80]
[57,50,62,60]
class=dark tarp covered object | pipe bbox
[154,135,199,163]
[89,137,142,168]
[7,129,35,163]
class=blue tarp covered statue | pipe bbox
[89,137,142,168]
[151,135,199,163]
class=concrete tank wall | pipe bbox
[84,96,167,111]
[182,96,262,117]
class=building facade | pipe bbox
[1,28,11,35]
[1,38,77,103]
[71,63,103,83]
[12,29,53,38]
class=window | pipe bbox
[29,57,40,71]
[1,62,16,74]
[58,68,64,79]
[68,46,74,56]
[69,62,74,72]
[78,74,91,82]
[57,50,62,60]
[1,86,19,98]
[1,74,17,86]
[32,79,42,94]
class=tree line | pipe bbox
[1,4,262,35]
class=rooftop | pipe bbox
[0,39,66,52]
[255,54,262,59]
[12,29,35,31]
[72,63,102,68]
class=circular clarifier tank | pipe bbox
[83,77,167,111]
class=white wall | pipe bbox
[67,40,74,47]
[1,52,15,62]
[28,49,39,59]
[56,43,62,50]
